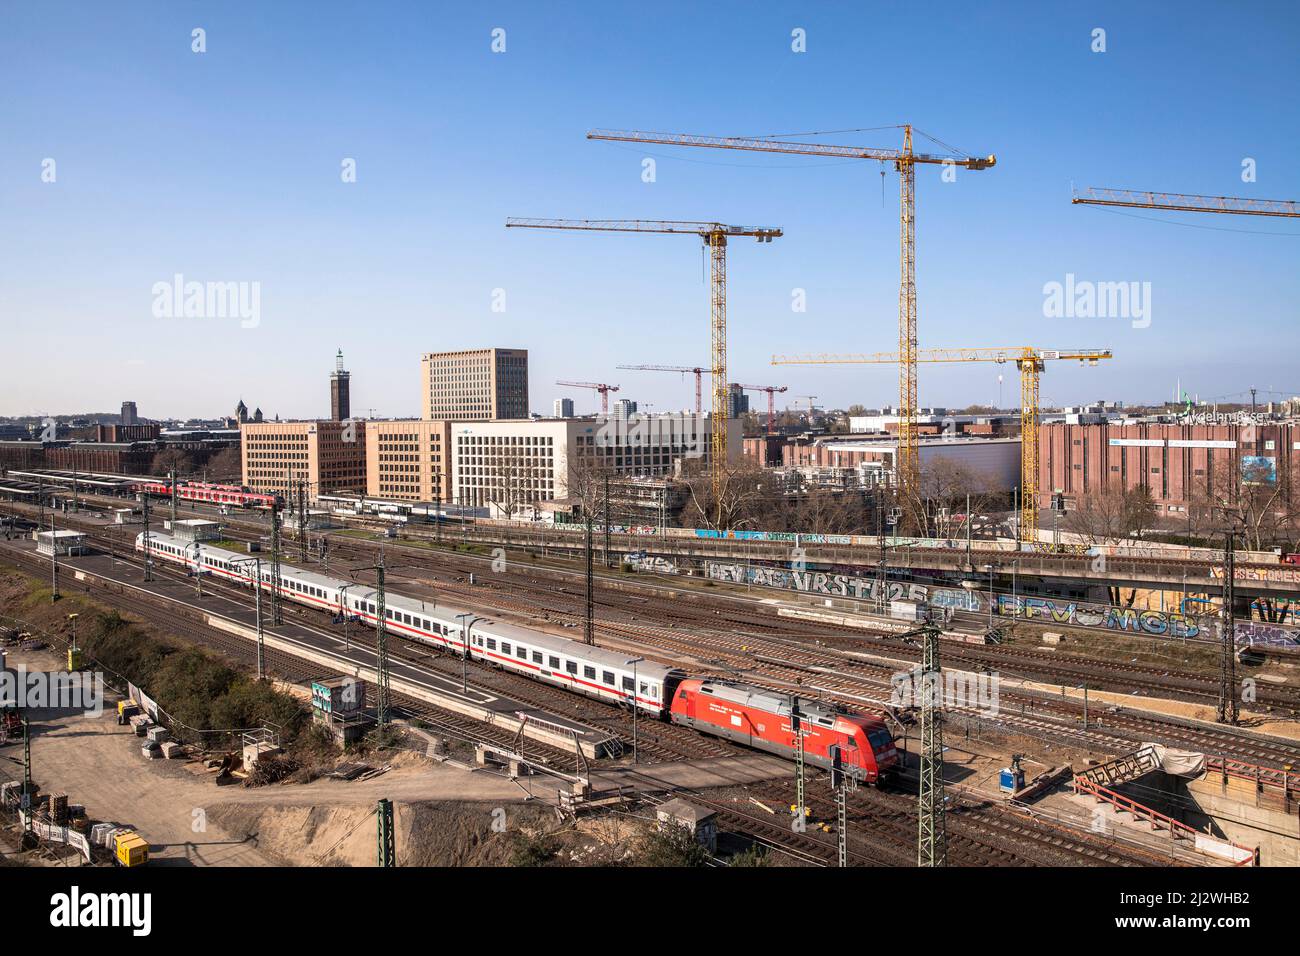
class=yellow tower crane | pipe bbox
[772,347,1113,544]
[505,217,781,525]
[587,126,996,512]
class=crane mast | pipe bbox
[508,217,781,525]
[587,127,996,523]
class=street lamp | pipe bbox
[625,656,644,765]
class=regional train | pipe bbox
[135,532,899,782]
[133,480,282,510]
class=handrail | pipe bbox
[1074,775,1256,865]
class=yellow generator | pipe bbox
[113,830,149,867]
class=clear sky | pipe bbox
[2,1,1297,421]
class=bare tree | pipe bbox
[902,456,1000,538]
[676,457,770,531]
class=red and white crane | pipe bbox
[556,380,620,414]
[737,383,789,435]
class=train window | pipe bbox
[486,639,496,650]
[501,642,511,655]
[532,651,543,664]
[639,682,649,696]
[403,614,412,625]
[622,677,634,691]
[602,671,615,686]
[515,646,526,660]
[565,661,577,675]
[583,666,596,679]
[548,656,560,669]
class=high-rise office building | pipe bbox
[553,397,574,418]
[420,348,529,421]
[121,401,138,425]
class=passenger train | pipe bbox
[136,532,898,783]
[132,480,281,510]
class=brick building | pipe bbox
[1039,420,1298,515]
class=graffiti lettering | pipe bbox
[998,595,1200,639]
[704,561,926,602]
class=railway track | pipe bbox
[35,511,1300,770]
[12,515,1300,862]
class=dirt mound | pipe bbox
[206,799,565,867]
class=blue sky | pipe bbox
[2,0,1297,420]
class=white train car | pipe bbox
[134,532,684,716]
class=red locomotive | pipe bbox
[669,678,898,784]
[133,480,280,510]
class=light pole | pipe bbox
[984,563,995,631]
[625,656,644,764]
[189,542,203,597]
[233,557,265,680]
[456,613,482,694]
[339,583,353,652]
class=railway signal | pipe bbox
[829,744,856,868]
[791,695,807,829]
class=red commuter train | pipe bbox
[669,678,898,784]
[133,480,281,510]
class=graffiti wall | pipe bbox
[997,595,1202,640]
[703,561,927,603]
[1235,620,1300,648]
